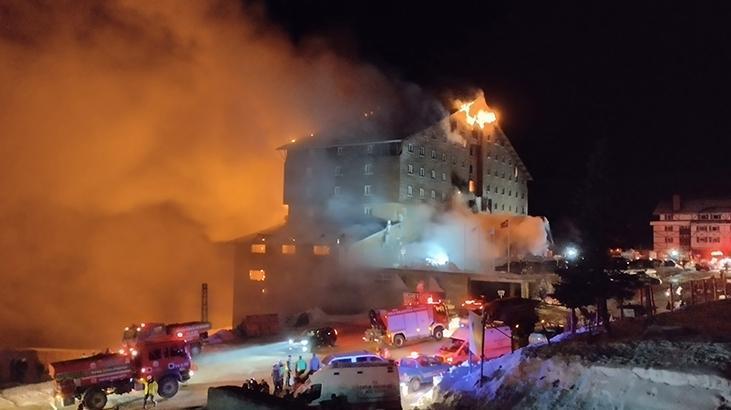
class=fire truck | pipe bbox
[123,321,211,355]
[364,303,449,347]
[50,339,192,409]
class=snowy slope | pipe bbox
[429,301,731,410]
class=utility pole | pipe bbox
[507,223,512,274]
[201,283,209,323]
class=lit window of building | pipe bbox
[364,163,373,175]
[364,206,373,216]
[313,245,331,255]
[249,269,266,281]
[419,188,425,198]
[419,167,425,177]
[431,190,436,200]
[366,144,374,154]
[408,164,414,174]
[334,186,341,196]
[419,146,425,156]
[364,185,372,196]
[442,172,447,181]
[281,244,296,254]
[469,180,476,193]
[407,185,413,197]
[251,244,266,254]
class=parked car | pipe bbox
[288,327,338,352]
[321,350,385,365]
[398,355,451,392]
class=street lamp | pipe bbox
[565,246,579,260]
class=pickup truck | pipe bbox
[397,355,451,392]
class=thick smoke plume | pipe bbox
[0,0,416,348]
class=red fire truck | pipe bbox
[122,321,211,355]
[50,339,192,409]
[364,303,449,347]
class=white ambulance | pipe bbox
[294,361,401,409]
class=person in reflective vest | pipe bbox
[142,376,158,409]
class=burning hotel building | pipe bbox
[232,95,545,327]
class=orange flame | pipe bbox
[455,91,497,129]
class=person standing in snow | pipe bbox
[284,355,293,389]
[142,376,157,409]
[308,352,321,377]
[295,355,307,381]
[271,362,283,393]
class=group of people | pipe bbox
[270,352,321,394]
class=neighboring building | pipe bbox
[650,194,731,259]
[280,112,531,223]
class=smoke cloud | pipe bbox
[0,0,420,348]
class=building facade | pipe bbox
[281,113,531,223]
[650,194,731,259]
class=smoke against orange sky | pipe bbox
[0,0,422,348]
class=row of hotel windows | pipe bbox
[664,225,721,232]
[251,243,331,255]
[407,164,449,181]
[662,213,727,220]
[664,237,721,243]
[335,144,376,155]
[491,202,527,214]
[333,185,373,196]
[406,144,451,162]
[406,185,448,201]
[486,184,525,199]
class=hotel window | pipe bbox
[251,243,266,254]
[419,167,425,177]
[364,185,372,196]
[249,269,266,281]
[442,172,447,181]
[334,166,342,176]
[407,185,413,197]
[313,245,331,256]
[665,237,674,243]
[408,144,414,153]
[713,214,721,220]
[281,244,296,255]
[441,192,447,201]
[431,150,437,159]
[419,146,425,156]
[408,164,414,174]
[431,190,436,200]
[486,185,491,193]
[366,144,374,154]
[431,169,436,179]
[337,147,344,155]
[419,188,425,198]
[711,226,720,232]
[364,163,373,175]
[664,226,673,232]
[364,206,373,216]
[333,186,341,196]
[442,153,447,161]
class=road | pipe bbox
[22,320,448,409]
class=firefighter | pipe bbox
[284,355,292,389]
[142,376,158,409]
[295,355,307,381]
[308,352,321,377]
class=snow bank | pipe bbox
[430,340,731,410]
[0,381,53,409]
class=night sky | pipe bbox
[259,1,731,248]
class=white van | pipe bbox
[322,350,385,365]
[294,361,401,409]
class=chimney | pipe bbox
[672,194,681,212]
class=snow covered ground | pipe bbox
[426,301,731,410]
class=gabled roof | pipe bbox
[653,197,731,214]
